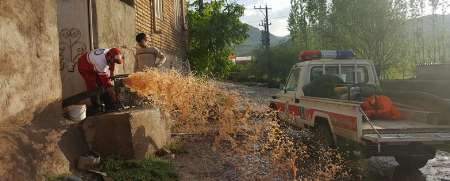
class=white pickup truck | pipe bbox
[270,50,450,168]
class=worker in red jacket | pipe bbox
[78,48,124,110]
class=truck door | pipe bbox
[275,68,301,119]
[284,67,302,125]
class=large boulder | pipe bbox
[82,108,169,159]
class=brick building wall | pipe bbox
[135,0,188,70]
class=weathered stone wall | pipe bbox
[58,0,139,97]
[94,0,137,74]
[0,1,71,180]
[0,0,62,125]
[82,108,169,160]
[57,0,91,99]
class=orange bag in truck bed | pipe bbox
[361,95,403,120]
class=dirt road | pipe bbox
[218,82,450,181]
[173,82,450,180]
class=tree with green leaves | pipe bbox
[187,0,249,78]
[288,0,331,50]
[244,0,450,81]
[250,40,299,83]
[332,0,409,79]
[288,0,410,79]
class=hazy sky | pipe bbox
[197,0,450,37]
[232,0,449,37]
[234,0,291,37]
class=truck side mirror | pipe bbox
[280,84,286,93]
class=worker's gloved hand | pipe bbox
[106,87,118,103]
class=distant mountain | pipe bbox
[405,14,450,37]
[234,15,449,57]
[234,25,289,56]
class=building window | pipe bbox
[175,0,184,29]
[174,0,180,27]
[120,0,134,6]
[155,0,163,19]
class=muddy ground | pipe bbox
[171,82,450,181]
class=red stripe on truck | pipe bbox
[329,113,357,131]
[306,109,357,131]
[288,105,300,116]
[275,102,285,112]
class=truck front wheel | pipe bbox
[395,155,432,169]
[315,122,335,148]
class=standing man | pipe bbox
[78,48,124,111]
[135,33,166,70]
[136,32,149,49]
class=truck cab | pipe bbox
[278,58,379,103]
[271,50,450,168]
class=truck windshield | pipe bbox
[286,68,301,91]
[311,65,369,84]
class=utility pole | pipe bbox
[264,5,270,48]
[254,5,272,49]
[255,5,272,76]
[199,0,204,12]
[259,20,266,46]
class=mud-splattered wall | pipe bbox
[57,0,137,99]
[94,0,137,74]
[0,0,62,124]
[57,0,91,99]
[0,1,70,179]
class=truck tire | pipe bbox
[395,155,431,169]
[269,103,281,120]
[315,122,335,148]
[269,103,277,111]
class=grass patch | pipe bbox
[102,156,178,181]
[45,174,73,181]
[46,175,65,181]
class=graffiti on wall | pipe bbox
[59,28,88,72]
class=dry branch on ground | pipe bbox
[124,69,350,180]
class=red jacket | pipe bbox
[78,49,115,90]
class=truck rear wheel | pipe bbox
[269,103,281,119]
[315,122,335,148]
[395,155,431,169]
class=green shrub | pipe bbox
[45,175,65,181]
[102,156,178,181]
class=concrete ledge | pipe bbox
[82,108,169,159]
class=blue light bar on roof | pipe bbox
[321,50,354,59]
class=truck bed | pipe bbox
[362,120,450,134]
[297,96,450,143]
[362,120,450,143]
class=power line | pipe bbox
[254,5,272,49]
[272,16,288,19]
